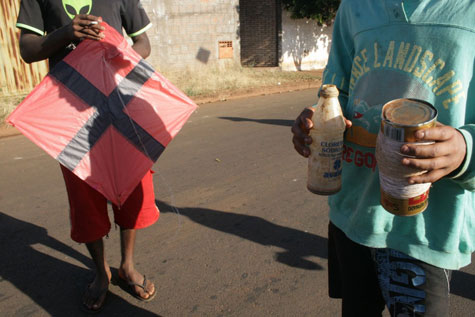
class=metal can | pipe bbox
[376,98,437,216]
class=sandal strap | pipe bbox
[128,275,152,294]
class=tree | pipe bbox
[282,0,341,25]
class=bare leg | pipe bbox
[118,228,155,300]
[83,238,111,311]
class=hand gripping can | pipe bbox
[375,98,437,216]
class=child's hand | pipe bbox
[291,107,316,157]
[291,107,352,157]
[401,122,467,184]
[67,14,105,41]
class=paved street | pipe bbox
[1,89,474,316]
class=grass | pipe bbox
[0,65,322,128]
[0,94,27,127]
[162,64,322,98]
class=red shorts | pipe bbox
[60,165,159,243]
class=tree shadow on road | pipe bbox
[219,116,294,127]
[156,200,327,270]
[0,211,160,316]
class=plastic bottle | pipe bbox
[307,84,346,195]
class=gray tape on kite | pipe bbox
[51,59,165,171]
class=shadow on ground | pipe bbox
[219,116,294,127]
[156,201,475,300]
[156,200,327,270]
[0,211,160,316]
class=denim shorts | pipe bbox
[328,222,451,316]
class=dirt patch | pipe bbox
[0,125,20,139]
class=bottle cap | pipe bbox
[320,84,339,98]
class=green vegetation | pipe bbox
[282,0,340,25]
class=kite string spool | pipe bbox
[376,131,432,199]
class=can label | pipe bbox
[380,189,430,216]
[381,98,437,142]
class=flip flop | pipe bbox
[81,284,108,314]
[119,274,156,302]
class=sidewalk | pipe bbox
[0,72,323,139]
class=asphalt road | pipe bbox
[0,89,474,316]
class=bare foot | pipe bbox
[82,268,112,312]
[118,267,155,301]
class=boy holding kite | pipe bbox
[16,0,158,312]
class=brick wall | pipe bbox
[140,0,240,71]
[239,0,280,67]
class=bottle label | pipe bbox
[308,133,344,193]
[319,140,343,179]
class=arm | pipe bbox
[130,32,151,59]
[121,0,152,59]
[19,14,104,63]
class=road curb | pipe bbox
[193,82,320,105]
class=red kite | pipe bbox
[7,23,197,206]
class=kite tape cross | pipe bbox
[50,59,165,171]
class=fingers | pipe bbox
[406,168,449,184]
[73,27,104,40]
[75,14,103,26]
[402,156,451,183]
[401,125,465,159]
[292,135,311,157]
[412,123,451,142]
[400,124,466,184]
[345,118,353,129]
[291,107,352,158]
[400,141,445,159]
[291,108,314,157]
[71,14,105,41]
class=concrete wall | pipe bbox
[280,10,332,71]
[1,1,332,96]
[141,0,240,71]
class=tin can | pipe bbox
[381,99,437,143]
[376,98,437,216]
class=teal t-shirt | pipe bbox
[322,0,475,269]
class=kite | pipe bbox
[7,23,197,206]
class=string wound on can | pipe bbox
[376,98,437,216]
